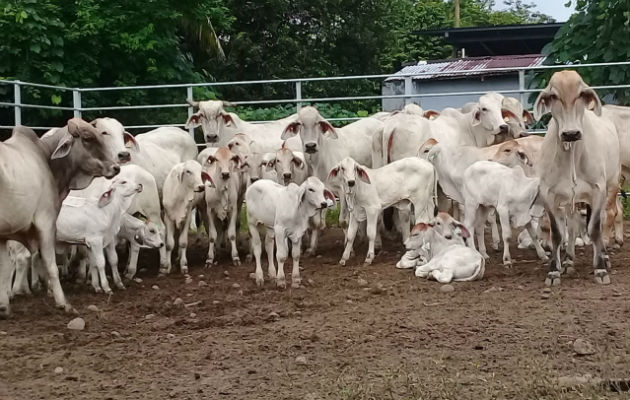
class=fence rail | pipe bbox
[1,61,629,134]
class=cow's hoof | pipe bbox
[304,249,315,257]
[593,269,610,285]
[291,280,301,289]
[255,277,264,287]
[94,287,103,294]
[503,260,513,268]
[104,288,113,295]
[540,255,550,263]
[492,243,500,251]
[159,267,170,275]
[545,271,561,287]
[245,254,253,263]
[339,259,347,266]
[276,279,286,289]
[181,266,189,275]
[124,273,135,281]
[232,258,241,267]
[481,253,490,260]
[204,259,215,269]
[565,266,577,276]
[363,260,373,267]
[0,305,10,319]
[115,282,126,290]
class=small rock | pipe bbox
[238,290,243,296]
[145,314,155,320]
[612,290,621,297]
[223,271,229,277]
[268,311,280,321]
[357,278,368,287]
[440,284,455,293]
[542,287,552,294]
[293,310,302,316]
[573,338,596,356]
[173,298,184,307]
[189,312,197,318]
[186,293,193,297]
[346,299,353,304]
[541,292,551,299]
[163,301,172,308]
[0,331,6,335]
[86,305,99,313]
[166,333,175,339]
[473,344,484,350]
[54,367,64,374]
[232,283,241,289]
[483,286,498,294]
[198,274,205,278]
[212,300,220,305]
[198,280,207,287]
[295,355,308,365]
[316,254,323,258]
[67,317,85,331]
[152,285,159,290]
[133,278,143,283]
[185,278,193,284]
[516,285,525,290]
[307,278,315,286]
[111,331,121,338]
[370,284,384,295]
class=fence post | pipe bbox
[404,76,413,106]
[72,89,82,118]
[186,86,194,137]
[518,70,526,107]
[295,81,302,111]
[14,81,21,125]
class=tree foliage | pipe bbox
[540,0,629,103]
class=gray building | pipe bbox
[381,54,545,111]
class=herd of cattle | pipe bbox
[0,69,627,318]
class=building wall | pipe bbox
[382,74,531,111]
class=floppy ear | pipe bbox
[319,121,338,139]
[136,183,143,193]
[185,112,203,129]
[231,154,243,167]
[292,156,305,170]
[201,171,214,187]
[205,155,217,165]
[580,87,602,116]
[516,150,531,166]
[178,168,186,182]
[134,233,144,246]
[522,109,534,126]
[411,222,429,234]
[471,107,481,126]
[66,118,83,138]
[424,110,440,120]
[281,122,301,140]
[123,131,139,151]
[356,166,371,184]
[533,87,554,120]
[221,113,234,126]
[501,109,518,122]
[453,222,471,238]
[51,134,74,160]
[98,188,115,208]
[323,189,335,203]
[328,166,340,180]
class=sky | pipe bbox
[493,0,576,22]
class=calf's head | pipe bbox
[472,92,509,136]
[138,220,165,248]
[90,117,136,163]
[186,100,236,144]
[501,97,534,139]
[299,177,336,210]
[328,157,370,194]
[98,178,143,207]
[227,133,253,156]
[240,152,277,185]
[272,143,305,185]
[281,106,337,154]
[490,140,533,169]
[204,146,241,182]
[534,70,601,143]
[179,160,213,193]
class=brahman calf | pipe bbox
[246,177,334,288]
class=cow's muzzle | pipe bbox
[206,134,219,143]
[561,130,582,142]
[304,143,318,154]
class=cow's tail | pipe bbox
[457,255,485,282]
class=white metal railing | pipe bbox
[1,61,629,136]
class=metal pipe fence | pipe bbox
[1,61,629,135]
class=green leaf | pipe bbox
[51,94,62,105]
[29,43,41,53]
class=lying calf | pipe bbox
[246,177,334,288]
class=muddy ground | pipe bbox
[1,224,629,400]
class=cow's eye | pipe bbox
[308,188,315,192]
[504,148,512,153]
[121,180,127,184]
[481,107,488,112]
[150,229,156,234]
[101,131,108,135]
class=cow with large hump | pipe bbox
[534,70,620,286]
[185,99,300,152]
[0,119,121,317]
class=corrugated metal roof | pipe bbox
[386,54,546,81]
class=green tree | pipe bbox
[540,0,629,104]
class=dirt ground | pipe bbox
[1,224,629,400]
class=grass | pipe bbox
[237,203,342,233]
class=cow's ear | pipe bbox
[522,109,534,126]
[356,166,371,184]
[98,188,114,208]
[281,122,301,140]
[51,134,74,160]
[134,233,144,245]
[292,156,305,170]
[534,87,554,120]
[501,109,518,122]
[319,121,338,139]
[580,88,602,116]
[124,131,139,151]
[471,108,481,126]
[221,113,234,127]
[424,110,440,120]
[231,154,243,167]
[327,166,340,180]
[185,112,203,129]
[454,222,471,238]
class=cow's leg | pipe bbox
[305,212,321,257]
[364,210,379,265]
[125,242,141,280]
[178,214,192,274]
[590,190,611,284]
[603,188,618,247]
[264,227,276,280]
[487,209,501,251]
[496,206,512,267]
[340,216,359,266]
[397,206,411,244]
[88,240,112,294]
[29,251,44,292]
[205,212,218,267]
[249,224,264,287]
[545,209,564,286]
[274,231,288,289]
[0,241,12,318]
[613,195,624,247]
[432,268,454,284]
[11,250,32,297]
[162,218,175,274]
[290,236,302,288]
[227,209,240,266]
[525,221,549,262]
[104,243,125,290]
[563,210,580,275]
